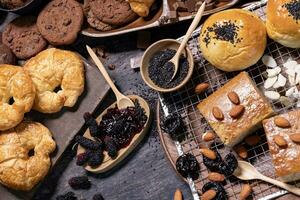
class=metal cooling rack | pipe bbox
[159,0,300,199]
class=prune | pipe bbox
[176,153,200,180]
[160,113,185,141]
[219,153,238,176]
[202,149,223,172]
[68,176,91,190]
[84,112,101,137]
[202,182,227,200]
[88,150,104,167]
[75,135,102,150]
[104,136,118,159]
[56,191,77,200]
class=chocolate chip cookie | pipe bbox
[0,44,15,64]
[2,16,47,59]
[87,10,116,31]
[37,0,84,45]
[0,0,28,9]
[89,0,138,26]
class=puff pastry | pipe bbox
[127,0,155,17]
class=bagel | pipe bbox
[24,48,85,113]
[0,121,56,191]
[0,65,36,131]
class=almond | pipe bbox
[240,184,252,200]
[274,135,288,147]
[173,188,182,200]
[234,145,248,159]
[245,135,261,146]
[212,106,224,120]
[200,148,216,160]
[207,172,225,182]
[290,133,300,143]
[229,105,245,119]
[227,91,240,105]
[202,189,216,200]
[274,117,291,128]
[195,83,209,94]
[202,131,215,142]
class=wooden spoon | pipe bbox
[233,161,300,196]
[169,2,206,81]
[86,45,134,109]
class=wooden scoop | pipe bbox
[233,161,300,196]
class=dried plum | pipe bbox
[84,112,101,137]
[68,176,91,190]
[160,113,185,141]
[202,182,227,200]
[202,149,223,172]
[176,153,200,180]
[56,191,77,200]
[75,135,102,150]
[219,153,238,176]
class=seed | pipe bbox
[234,145,248,159]
[240,184,252,200]
[273,135,288,148]
[274,117,291,128]
[202,131,215,142]
[290,133,300,143]
[207,172,225,182]
[200,148,216,160]
[212,106,224,120]
[227,91,240,104]
[229,105,245,119]
[173,188,182,200]
[244,135,261,146]
[202,189,216,200]
[195,83,209,94]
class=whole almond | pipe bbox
[207,172,225,182]
[234,145,248,159]
[290,133,300,143]
[202,131,215,142]
[274,117,291,128]
[202,189,216,200]
[245,135,261,146]
[240,184,252,200]
[273,135,287,147]
[229,105,245,119]
[227,91,240,105]
[212,106,224,121]
[200,148,216,160]
[195,83,209,94]
[173,188,182,200]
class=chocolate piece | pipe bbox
[185,0,196,13]
[172,2,188,11]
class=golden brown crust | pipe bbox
[199,9,267,72]
[266,0,300,48]
[263,110,300,182]
[0,65,36,131]
[0,121,56,191]
[128,0,155,17]
[24,48,85,113]
[197,72,275,146]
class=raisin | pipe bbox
[56,191,77,200]
[68,176,91,190]
[83,112,101,137]
[75,135,102,150]
[88,150,104,167]
[104,136,118,159]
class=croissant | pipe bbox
[127,0,155,17]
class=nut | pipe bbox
[274,117,291,128]
[229,105,245,119]
[200,148,216,160]
[173,188,182,200]
[202,131,215,142]
[240,184,252,200]
[290,133,300,143]
[207,172,225,182]
[273,135,288,148]
[245,135,261,146]
[234,145,248,159]
[227,91,240,105]
[202,189,216,200]
[195,83,209,94]
[212,107,224,121]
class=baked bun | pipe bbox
[24,48,85,113]
[199,9,267,72]
[0,121,56,191]
[0,65,36,131]
[266,0,300,48]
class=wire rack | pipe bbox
[159,0,300,199]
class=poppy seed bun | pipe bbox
[266,0,300,48]
[199,9,267,72]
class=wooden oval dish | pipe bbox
[77,95,151,173]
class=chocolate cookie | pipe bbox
[87,10,116,31]
[2,16,47,59]
[37,0,84,45]
[89,0,138,26]
[0,44,15,64]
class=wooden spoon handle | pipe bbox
[260,175,300,196]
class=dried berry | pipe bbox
[75,135,102,150]
[56,192,77,200]
[203,149,223,172]
[202,182,227,200]
[93,193,104,200]
[104,136,118,159]
[176,153,200,180]
[219,153,238,176]
[88,150,104,167]
[68,176,91,190]
[76,151,90,166]
[160,113,185,141]
[84,112,100,137]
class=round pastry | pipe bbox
[266,0,300,48]
[37,0,84,45]
[2,16,47,59]
[24,48,85,113]
[0,0,28,9]
[0,121,56,191]
[199,9,267,72]
[89,0,138,26]
[0,44,15,64]
[0,65,35,131]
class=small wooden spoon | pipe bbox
[169,2,206,81]
[234,161,300,196]
[86,45,134,109]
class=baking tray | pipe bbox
[81,0,239,37]
[157,0,300,199]
[0,56,111,200]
